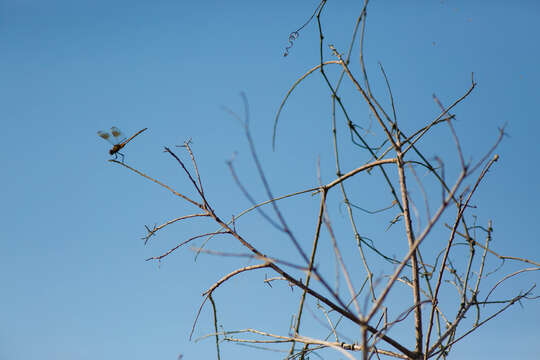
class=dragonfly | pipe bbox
[97,126,148,162]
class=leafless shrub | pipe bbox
[109,1,538,359]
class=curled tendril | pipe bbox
[283,31,299,57]
[282,0,325,57]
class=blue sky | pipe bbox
[1,1,539,359]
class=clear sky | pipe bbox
[1,1,539,359]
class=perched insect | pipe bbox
[97,126,148,162]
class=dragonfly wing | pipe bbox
[111,126,122,139]
[98,130,116,144]
[97,131,109,139]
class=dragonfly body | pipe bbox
[109,143,124,156]
[98,126,148,161]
